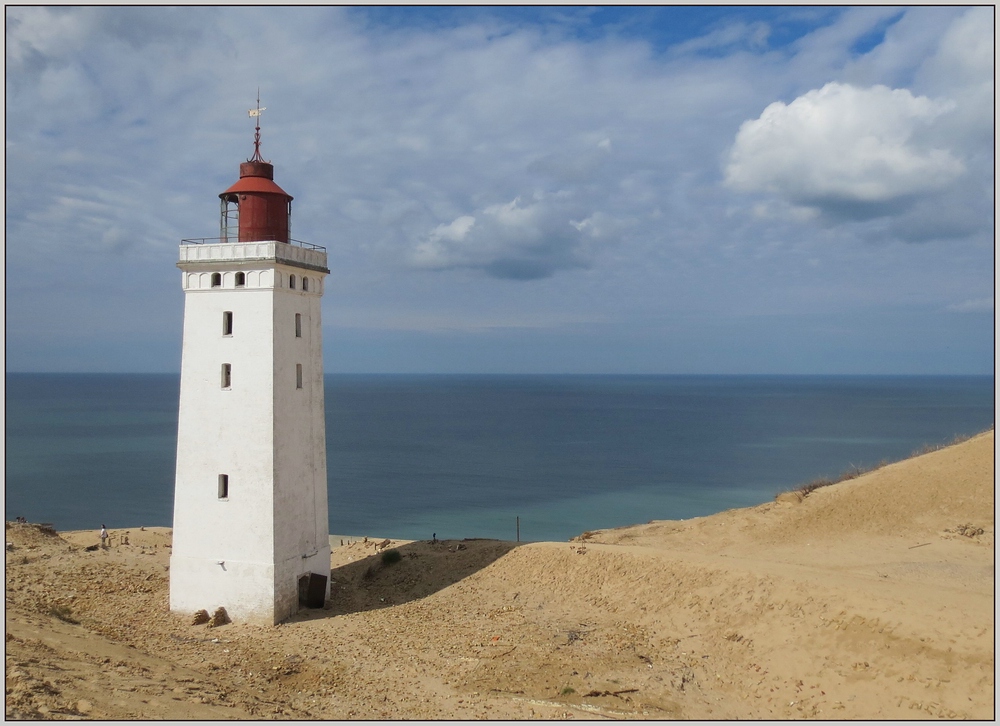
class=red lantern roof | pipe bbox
[220,161,293,200]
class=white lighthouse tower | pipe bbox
[170,104,331,624]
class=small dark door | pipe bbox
[299,572,327,609]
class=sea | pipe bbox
[4,374,994,543]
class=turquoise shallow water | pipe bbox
[5,374,994,542]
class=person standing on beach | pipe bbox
[100,525,108,549]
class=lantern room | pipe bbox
[219,161,292,243]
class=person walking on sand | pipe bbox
[100,525,108,549]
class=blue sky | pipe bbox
[5,6,994,374]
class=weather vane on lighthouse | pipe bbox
[248,89,267,163]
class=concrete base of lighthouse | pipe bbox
[169,548,331,624]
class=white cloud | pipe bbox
[412,216,477,266]
[918,7,994,90]
[411,194,592,280]
[912,7,994,161]
[725,82,964,220]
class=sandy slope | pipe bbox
[5,430,994,719]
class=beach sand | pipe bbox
[5,430,994,719]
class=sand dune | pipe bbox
[5,430,994,719]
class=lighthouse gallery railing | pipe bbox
[181,237,326,252]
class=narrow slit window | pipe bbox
[223,311,233,336]
[289,274,296,290]
[218,474,229,500]
[296,363,303,389]
[302,277,309,292]
[235,271,245,288]
[211,272,222,288]
[295,313,302,338]
[221,363,232,389]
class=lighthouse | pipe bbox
[170,104,331,624]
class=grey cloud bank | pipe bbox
[5,6,994,374]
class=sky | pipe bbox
[5,6,995,374]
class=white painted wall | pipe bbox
[271,277,331,617]
[171,243,330,624]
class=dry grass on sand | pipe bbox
[5,430,994,719]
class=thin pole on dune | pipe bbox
[516,516,520,543]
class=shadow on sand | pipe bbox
[287,538,525,621]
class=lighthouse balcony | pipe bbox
[179,238,328,273]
